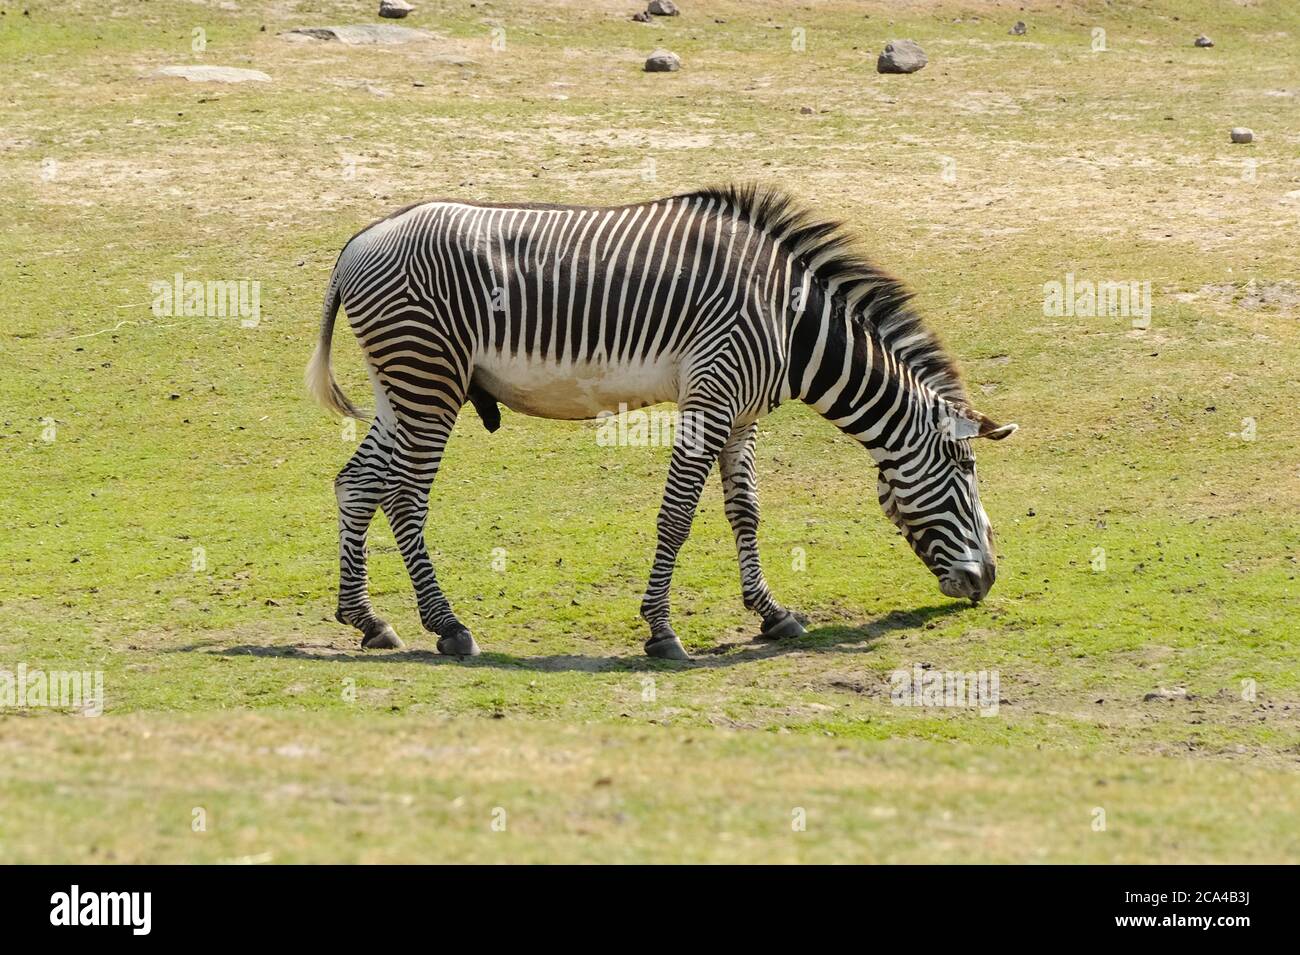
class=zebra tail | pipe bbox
[305,274,369,420]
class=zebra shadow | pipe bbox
[191,603,962,672]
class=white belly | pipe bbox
[473,351,680,420]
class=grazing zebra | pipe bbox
[306,185,1017,660]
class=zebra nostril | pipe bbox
[957,566,982,596]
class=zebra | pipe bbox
[306,184,1017,661]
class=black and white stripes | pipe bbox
[307,184,1017,659]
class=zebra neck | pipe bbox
[790,311,932,463]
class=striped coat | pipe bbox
[308,185,1016,659]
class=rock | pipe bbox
[876,39,927,74]
[1009,21,1026,35]
[1194,35,1213,47]
[644,48,680,72]
[151,65,271,83]
[281,24,434,45]
[647,0,679,15]
[1143,687,1190,702]
[799,106,814,114]
[631,10,650,22]
[1230,127,1254,144]
[378,0,412,18]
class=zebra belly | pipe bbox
[472,351,679,421]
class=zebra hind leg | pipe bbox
[383,414,481,657]
[719,424,808,642]
[334,420,404,650]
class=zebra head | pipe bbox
[876,403,1017,603]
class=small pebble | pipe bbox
[1230,127,1253,144]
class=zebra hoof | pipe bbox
[759,610,807,641]
[644,634,691,661]
[361,624,405,650]
[437,628,481,657]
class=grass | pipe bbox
[1,0,1297,863]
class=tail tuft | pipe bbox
[305,279,369,420]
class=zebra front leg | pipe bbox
[640,404,732,660]
[382,416,480,657]
[335,421,404,649]
[719,424,808,641]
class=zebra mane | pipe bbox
[680,183,968,405]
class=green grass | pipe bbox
[1,0,1297,863]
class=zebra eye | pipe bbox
[958,460,975,475]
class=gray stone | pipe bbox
[644,48,680,72]
[1230,127,1253,144]
[647,0,679,15]
[1143,687,1190,702]
[876,39,927,74]
[631,10,650,22]
[379,0,412,18]
[281,24,434,45]
[151,65,271,83]
[1194,35,1213,48]
[1009,21,1026,36]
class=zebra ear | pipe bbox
[977,410,1024,441]
[975,416,1018,440]
[947,413,982,440]
[945,408,1018,440]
